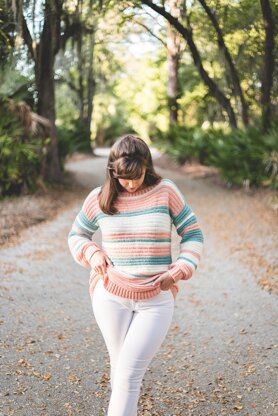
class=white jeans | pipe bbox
[91,278,175,416]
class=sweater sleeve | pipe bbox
[167,180,204,283]
[67,188,102,268]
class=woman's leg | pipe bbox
[91,279,134,389]
[107,290,175,416]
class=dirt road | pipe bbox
[1,153,277,416]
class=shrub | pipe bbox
[57,119,92,169]
[152,125,223,165]
[0,105,48,197]
[208,125,278,189]
[151,124,278,189]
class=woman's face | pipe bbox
[117,167,147,193]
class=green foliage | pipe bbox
[152,124,278,189]
[208,125,278,189]
[0,105,48,197]
[94,106,135,146]
[152,124,219,165]
[0,6,15,68]
[0,69,34,104]
[57,119,92,167]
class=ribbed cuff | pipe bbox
[168,266,184,283]
[168,262,193,282]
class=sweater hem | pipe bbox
[88,271,179,301]
[104,279,162,300]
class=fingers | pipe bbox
[94,262,108,275]
[151,271,170,286]
[152,271,167,284]
[160,275,175,290]
[91,251,113,275]
[160,281,172,290]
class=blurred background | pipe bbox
[0,0,277,198]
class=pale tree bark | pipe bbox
[67,0,96,144]
[86,0,96,137]
[77,18,85,122]
[167,0,182,126]
[260,0,275,132]
[141,0,237,128]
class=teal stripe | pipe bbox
[78,211,98,228]
[184,216,198,227]
[75,217,98,235]
[102,238,171,243]
[97,206,170,220]
[176,256,197,269]
[112,256,172,266]
[180,229,204,243]
[173,205,192,225]
[122,272,162,278]
[69,230,92,238]
[177,218,197,234]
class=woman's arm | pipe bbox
[67,188,102,268]
[167,179,204,283]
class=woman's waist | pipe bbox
[89,264,179,300]
[90,264,165,290]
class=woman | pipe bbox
[68,134,204,416]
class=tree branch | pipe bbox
[141,0,237,127]
[20,8,35,61]
[198,0,249,125]
[128,18,167,47]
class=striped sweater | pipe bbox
[68,178,204,300]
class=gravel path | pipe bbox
[1,153,277,416]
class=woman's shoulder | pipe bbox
[160,178,186,201]
[82,185,102,205]
[92,185,102,194]
[160,178,179,191]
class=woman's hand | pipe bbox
[90,251,113,278]
[153,271,175,291]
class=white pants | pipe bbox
[91,278,175,416]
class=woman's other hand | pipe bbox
[90,251,113,278]
[153,271,175,290]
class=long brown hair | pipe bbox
[98,134,163,215]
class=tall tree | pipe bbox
[86,0,96,138]
[12,0,65,181]
[197,0,249,127]
[260,0,275,132]
[141,0,238,128]
[167,0,182,125]
[11,0,99,181]
[75,0,97,140]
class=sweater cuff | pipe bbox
[168,266,184,283]
[168,262,193,283]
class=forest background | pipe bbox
[0,0,277,197]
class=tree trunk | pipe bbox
[142,0,237,128]
[14,0,63,182]
[35,1,62,182]
[77,33,85,122]
[198,0,249,126]
[167,0,181,126]
[86,28,96,139]
[260,0,275,133]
